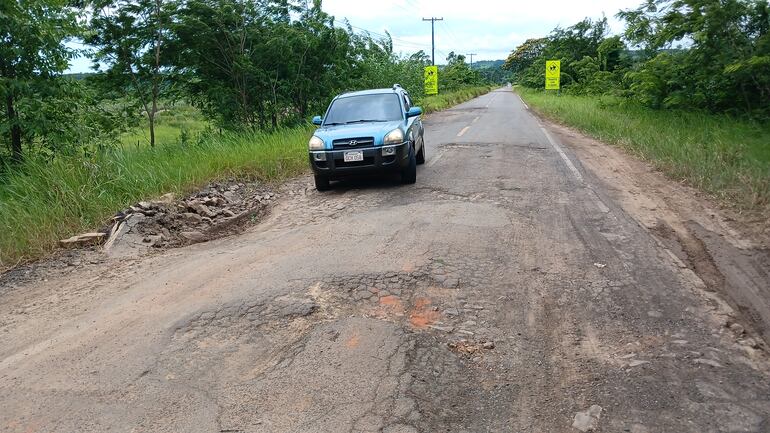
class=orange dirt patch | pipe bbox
[378,295,405,316]
[346,333,360,349]
[409,297,439,328]
[379,295,402,306]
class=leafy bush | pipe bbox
[506,0,770,119]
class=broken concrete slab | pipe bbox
[60,232,106,247]
[180,231,207,243]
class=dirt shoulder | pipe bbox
[537,114,770,347]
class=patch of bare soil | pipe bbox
[539,116,770,347]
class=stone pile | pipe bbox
[61,180,277,257]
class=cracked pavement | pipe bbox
[1,88,769,432]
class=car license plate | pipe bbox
[344,151,364,162]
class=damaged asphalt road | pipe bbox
[1,88,769,433]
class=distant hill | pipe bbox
[63,72,98,80]
[472,60,505,69]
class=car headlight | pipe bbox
[383,128,404,145]
[308,136,324,150]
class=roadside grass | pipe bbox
[120,104,211,147]
[0,127,310,267]
[0,85,492,267]
[518,87,770,213]
[419,86,492,113]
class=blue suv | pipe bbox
[308,84,425,191]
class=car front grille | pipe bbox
[332,137,375,149]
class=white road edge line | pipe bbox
[472,116,480,123]
[588,188,611,213]
[538,122,611,214]
[518,95,529,110]
[538,124,583,183]
[457,126,470,137]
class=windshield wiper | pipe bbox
[323,122,346,126]
[345,119,388,124]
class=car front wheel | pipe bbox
[401,145,417,184]
[314,175,330,191]
[416,139,425,165]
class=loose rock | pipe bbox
[572,405,602,432]
[188,202,217,218]
[60,232,106,247]
[181,231,207,243]
[693,358,723,368]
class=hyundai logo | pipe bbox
[348,140,358,146]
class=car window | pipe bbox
[324,94,402,125]
[403,94,411,111]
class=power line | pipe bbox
[402,0,422,15]
[466,53,477,68]
[422,17,443,65]
[439,20,461,49]
[435,47,449,63]
[338,22,430,51]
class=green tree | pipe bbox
[173,0,355,128]
[88,0,175,147]
[619,0,770,114]
[0,0,79,163]
[442,51,482,91]
[504,38,547,73]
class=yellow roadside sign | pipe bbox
[424,66,438,95]
[545,60,560,90]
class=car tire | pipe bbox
[314,175,331,191]
[401,145,417,184]
[416,138,426,165]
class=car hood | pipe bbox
[313,120,404,149]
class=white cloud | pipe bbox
[322,0,642,61]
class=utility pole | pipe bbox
[466,53,477,69]
[422,17,444,65]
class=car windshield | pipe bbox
[324,94,402,125]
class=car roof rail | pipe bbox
[392,83,402,90]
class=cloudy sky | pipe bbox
[67,0,642,72]
[322,0,642,62]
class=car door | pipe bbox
[403,92,423,150]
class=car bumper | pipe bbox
[309,142,410,177]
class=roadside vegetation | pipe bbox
[0,127,311,266]
[420,86,492,113]
[119,104,211,148]
[506,0,769,211]
[519,88,770,211]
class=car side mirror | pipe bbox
[406,107,423,118]
[312,115,323,125]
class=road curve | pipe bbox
[1,88,769,433]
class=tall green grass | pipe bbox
[419,86,492,113]
[0,127,310,267]
[518,88,770,213]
